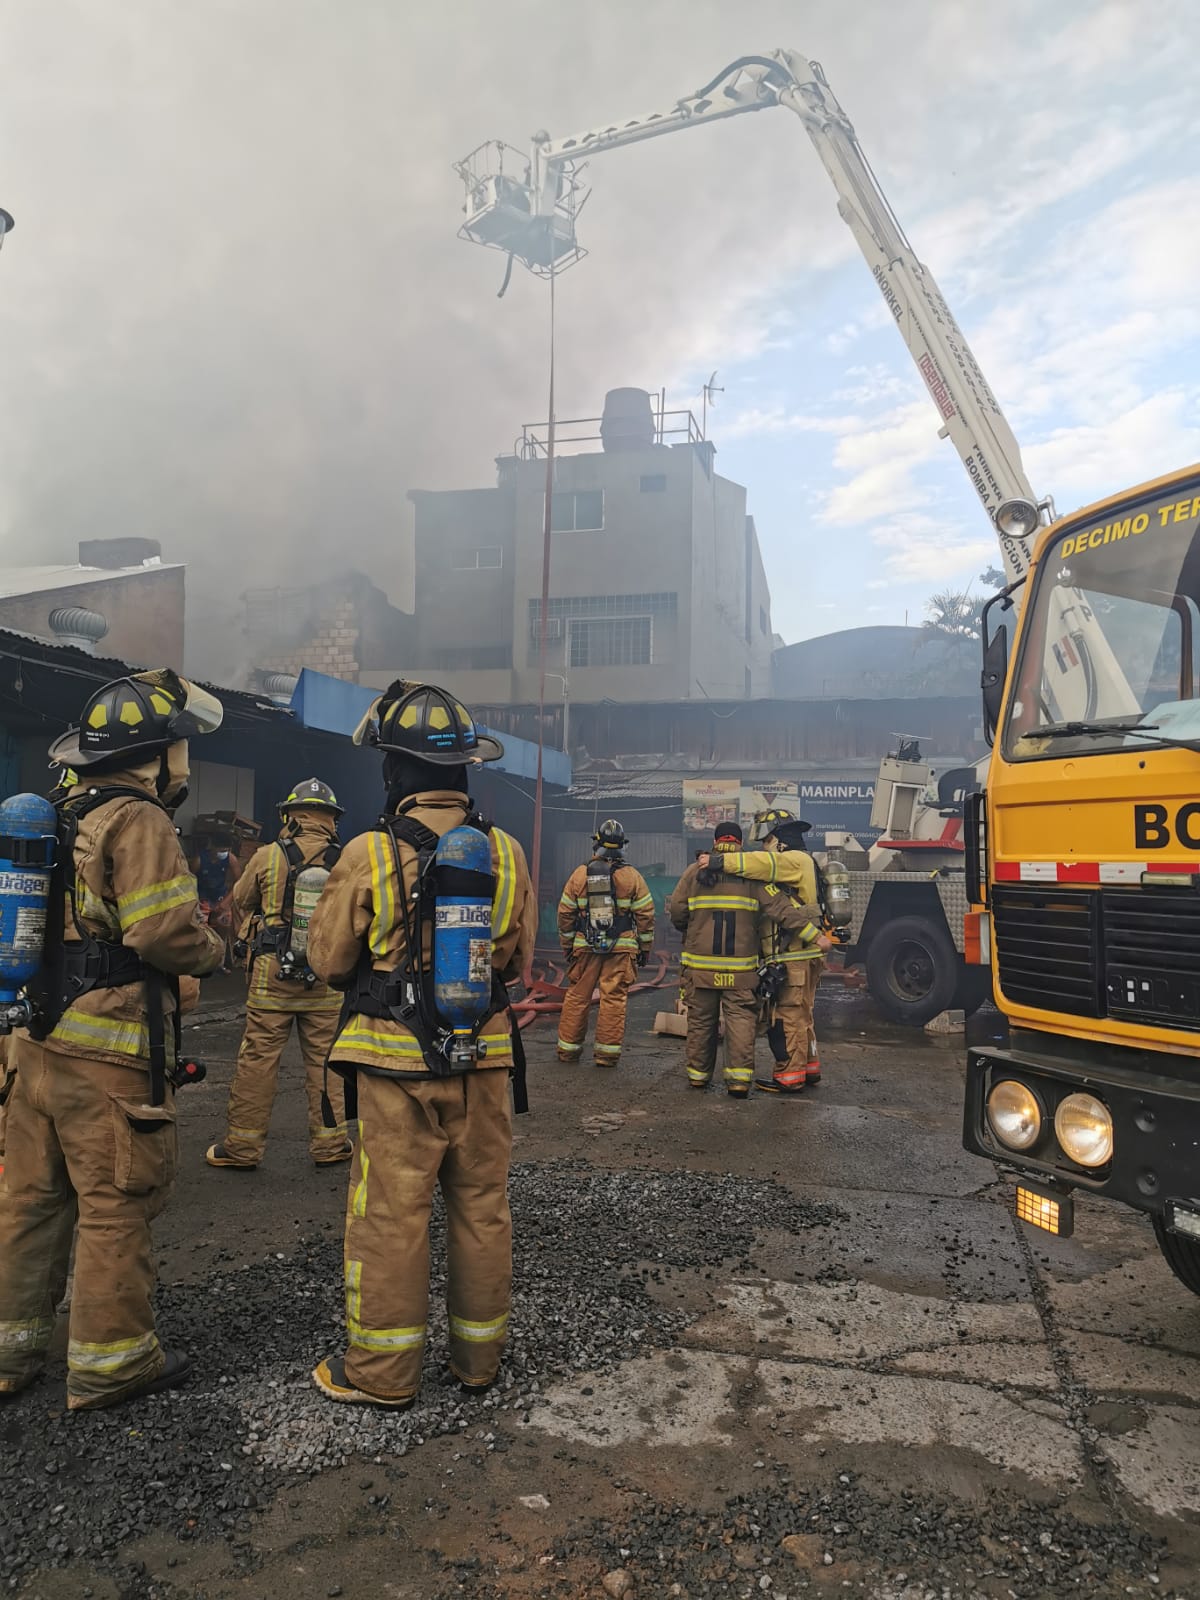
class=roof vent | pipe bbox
[261,672,298,706]
[49,607,109,655]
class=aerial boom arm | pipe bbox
[456,48,1139,713]
[528,50,1035,582]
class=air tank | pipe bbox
[433,825,494,1062]
[600,387,655,452]
[0,794,58,1006]
[289,864,330,960]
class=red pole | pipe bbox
[528,265,556,942]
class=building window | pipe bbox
[530,591,676,622]
[550,489,604,531]
[452,546,503,570]
[569,616,652,668]
[640,473,667,493]
[759,605,768,635]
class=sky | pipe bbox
[0,0,1197,677]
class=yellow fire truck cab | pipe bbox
[963,463,1200,1292]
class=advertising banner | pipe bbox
[682,778,741,835]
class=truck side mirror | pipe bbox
[980,582,1023,746]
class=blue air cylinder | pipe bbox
[0,794,58,1005]
[432,825,495,1056]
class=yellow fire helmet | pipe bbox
[49,668,224,769]
[351,679,503,766]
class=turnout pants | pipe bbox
[557,950,638,1066]
[685,987,759,1092]
[342,1069,513,1401]
[222,1007,346,1163]
[767,960,823,1085]
[0,1040,174,1409]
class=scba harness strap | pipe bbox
[320,807,528,1126]
[250,836,341,963]
[25,785,181,1107]
[580,856,633,953]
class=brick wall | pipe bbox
[259,597,360,682]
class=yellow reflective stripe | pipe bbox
[449,1311,508,1343]
[688,895,758,911]
[595,1043,622,1055]
[0,1316,55,1351]
[800,923,820,943]
[50,1010,152,1058]
[557,894,576,909]
[228,1123,267,1138]
[726,1066,754,1083]
[367,832,395,960]
[262,842,287,920]
[68,1329,158,1374]
[556,1039,582,1053]
[337,1020,512,1055]
[345,1258,363,1327]
[631,894,655,910]
[492,829,518,938]
[117,875,196,929]
[348,1319,427,1352]
[777,949,822,962]
[352,1146,370,1219]
[681,953,758,971]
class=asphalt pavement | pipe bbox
[4,979,1200,1599]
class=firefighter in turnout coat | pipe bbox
[0,670,224,1410]
[701,809,833,1092]
[668,821,816,1096]
[556,819,655,1068]
[206,779,351,1170]
[307,682,536,1410]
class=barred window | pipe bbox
[569,616,652,668]
[530,591,677,622]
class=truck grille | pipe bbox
[991,886,1098,1015]
[1103,887,1200,1029]
[992,884,1200,1032]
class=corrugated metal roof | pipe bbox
[0,562,183,600]
[568,771,683,801]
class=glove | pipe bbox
[636,951,648,969]
[698,867,721,889]
[232,938,248,961]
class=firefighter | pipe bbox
[206,779,351,1171]
[556,819,655,1069]
[668,821,815,1096]
[0,670,225,1410]
[306,681,536,1409]
[699,809,832,1091]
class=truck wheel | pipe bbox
[955,963,993,1017]
[865,914,958,1026]
[1153,1217,1200,1296]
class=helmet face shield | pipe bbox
[351,695,383,749]
[49,668,224,769]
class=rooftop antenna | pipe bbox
[701,371,723,440]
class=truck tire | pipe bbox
[865,914,958,1026]
[955,964,993,1017]
[1153,1217,1200,1297]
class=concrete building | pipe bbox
[406,388,774,709]
[0,538,185,663]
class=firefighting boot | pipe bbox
[805,1058,822,1086]
[205,1142,258,1170]
[312,1355,415,1410]
[754,1074,806,1094]
[68,1350,192,1411]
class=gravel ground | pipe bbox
[4,989,1200,1599]
[0,1161,838,1585]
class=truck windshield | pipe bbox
[1004,475,1200,761]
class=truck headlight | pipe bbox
[1054,1093,1113,1168]
[995,497,1040,540]
[986,1080,1042,1151]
